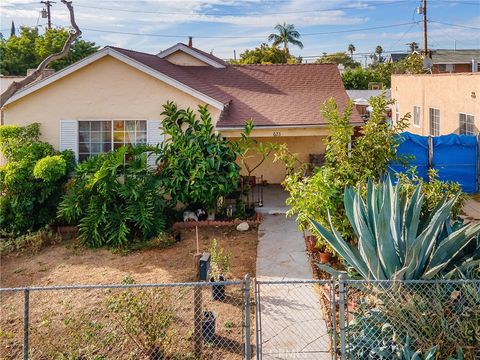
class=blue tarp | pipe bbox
[390,132,429,181]
[432,134,478,194]
[390,132,478,193]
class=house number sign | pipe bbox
[273,131,281,137]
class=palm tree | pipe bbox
[347,44,356,58]
[268,23,304,55]
[375,45,383,62]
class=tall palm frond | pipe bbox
[268,23,304,55]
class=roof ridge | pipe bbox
[232,63,337,67]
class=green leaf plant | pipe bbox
[310,176,480,280]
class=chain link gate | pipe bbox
[254,279,338,359]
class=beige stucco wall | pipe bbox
[391,73,479,135]
[232,135,327,184]
[163,50,210,66]
[2,55,222,149]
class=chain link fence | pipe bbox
[2,277,479,360]
[339,278,480,360]
[0,278,250,360]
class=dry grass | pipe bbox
[0,226,258,359]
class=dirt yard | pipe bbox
[0,226,258,359]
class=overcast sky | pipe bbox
[1,0,479,61]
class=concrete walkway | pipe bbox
[255,186,331,359]
[462,198,480,223]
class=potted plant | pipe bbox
[317,244,333,264]
[209,239,231,301]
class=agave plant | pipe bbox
[311,177,480,280]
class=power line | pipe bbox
[80,21,420,39]
[72,1,410,16]
[428,20,480,30]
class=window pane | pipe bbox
[79,132,90,142]
[114,120,124,131]
[137,131,147,143]
[114,142,124,149]
[103,143,112,152]
[114,131,124,142]
[79,122,90,131]
[79,142,90,153]
[91,122,101,131]
[103,131,112,142]
[91,143,102,153]
[102,121,111,131]
[136,120,146,131]
[126,120,136,131]
[91,132,102,142]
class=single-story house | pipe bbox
[1,42,361,183]
[386,49,479,74]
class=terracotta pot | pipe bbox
[305,235,316,252]
[318,252,332,264]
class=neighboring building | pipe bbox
[430,49,479,74]
[385,53,409,63]
[346,89,391,118]
[391,73,479,136]
[386,49,479,74]
[1,42,361,184]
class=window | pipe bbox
[438,64,454,73]
[413,106,421,127]
[459,113,475,135]
[78,120,147,161]
[429,108,440,136]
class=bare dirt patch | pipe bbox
[1,226,258,359]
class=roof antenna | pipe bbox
[188,36,193,48]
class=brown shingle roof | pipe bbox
[108,46,360,127]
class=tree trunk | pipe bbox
[0,0,81,108]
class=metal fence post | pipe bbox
[330,280,338,357]
[23,288,30,360]
[338,275,346,360]
[244,274,251,360]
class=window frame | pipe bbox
[77,119,148,161]
[413,105,421,128]
[459,113,475,136]
[429,108,440,136]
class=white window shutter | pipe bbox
[146,119,163,167]
[59,120,78,161]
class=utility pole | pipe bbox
[41,1,55,29]
[423,0,428,57]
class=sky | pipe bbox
[0,0,479,62]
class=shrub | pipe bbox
[58,145,167,248]
[33,155,67,182]
[280,93,409,245]
[0,123,74,235]
[159,102,245,212]
[105,278,176,358]
[311,177,480,280]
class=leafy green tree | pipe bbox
[268,23,303,55]
[279,93,410,242]
[0,27,98,75]
[230,43,301,64]
[159,102,245,212]
[315,52,361,69]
